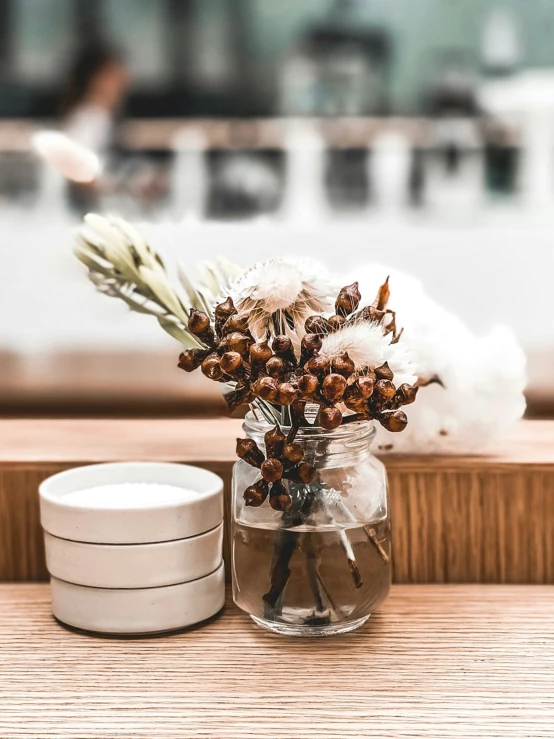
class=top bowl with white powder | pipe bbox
[39,462,223,544]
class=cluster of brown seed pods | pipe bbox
[178,280,418,510]
[236,426,316,512]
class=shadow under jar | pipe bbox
[232,414,391,636]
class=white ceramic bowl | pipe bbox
[39,462,223,544]
[44,522,223,589]
[50,562,225,635]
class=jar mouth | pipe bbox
[243,411,376,444]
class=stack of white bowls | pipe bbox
[39,462,225,635]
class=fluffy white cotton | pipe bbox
[32,130,101,183]
[348,264,526,454]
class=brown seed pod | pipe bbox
[187,309,215,347]
[249,341,272,364]
[379,410,408,433]
[331,352,356,378]
[343,387,369,413]
[221,313,249,335]
[201,353,223,381]
[227,332,253,356]
[327,314,346,332]
[317,406,343,430]
[214,296,237,335]
[214,296,236,321]
[375,362,394,381]
[177,348,209,372]
[283,462,317,484]
[297,373,319,397]
[243,479,269,507]
[276,382,298,406]
[305,315,331,336]
[236,438,265,468]
[272,334,292,353]
[253,376,279,402]
[261,458,284,483]
[282,442,304,465]
[188,309,210,335]
[375,379,396,400]
[269,480,292,512]
[220,351,243,375]
[272,335,296,365]
[362,368,377,383]
[357,375,375,398]
[300,333,322,365]
[335,282,361,317]
[225,382,253,413]
[322,373,348,402]
[344,399,369,414]
[394,384,418,407]
[265,356,286,378]
[358,305,385,324]
[264,426,286,459]
[306,354,331,376]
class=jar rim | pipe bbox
[243,411,376,443]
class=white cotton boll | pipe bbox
[32,130,101,183]
[347,264,526,454]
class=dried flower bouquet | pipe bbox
[76,214,418,475]
[75,214,421,630]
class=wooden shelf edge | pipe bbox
[1,419,553,584]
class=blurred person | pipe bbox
[58,45,130,213]
[61,44,130,158]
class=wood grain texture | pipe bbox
[0,584,553,739]
[1,420,554,583]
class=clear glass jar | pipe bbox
[232,414,391,637]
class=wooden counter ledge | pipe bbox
[1,419,553,583]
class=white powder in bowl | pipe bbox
[62,482,199,509]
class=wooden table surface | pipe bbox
[1,584,552,739]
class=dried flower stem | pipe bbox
[365,527,390,564]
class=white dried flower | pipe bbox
[229,257,333,343]
[319,319,417,387]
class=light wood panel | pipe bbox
[0,584,553,738]
[0,351,225,416]
[1,419,553,583]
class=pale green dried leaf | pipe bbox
[112,216,152,266]
[73,245,114,278]
[139,265,189,324]
[216,255,242,285]
[198,261,225,299]
[177,262,207,313]
[115,289,163,316]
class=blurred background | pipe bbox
[0,0,553,418]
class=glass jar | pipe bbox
[232,414,391,637]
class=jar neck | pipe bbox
[243,412,375,468]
